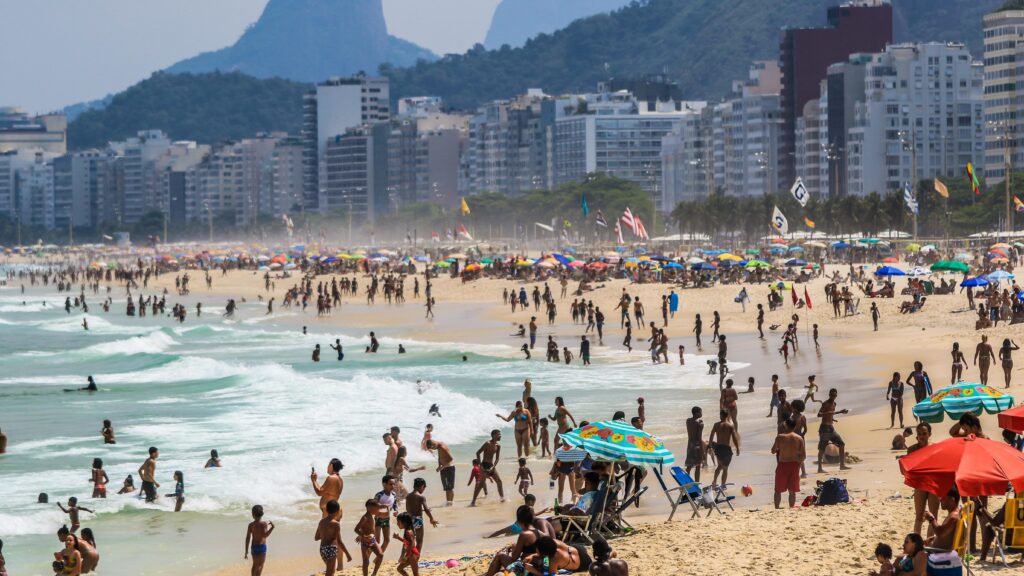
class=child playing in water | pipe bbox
[678,345,685,365]
[355,499,384,576]
[538,418,551,458]
[420,424,433,452]
[168,471,185,512]
[245,504,275,576]
[514,458,534,497]
[395,512,420,576]
[57,497,93,532]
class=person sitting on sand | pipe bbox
[891,534,926,576]
[589,537,628,576]
[524,536,591,576]
[483,505,546,576]
[891,427,912,451]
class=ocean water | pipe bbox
[0,287,741,575]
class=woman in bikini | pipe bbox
[885,372,905,429]
[998,338,1019,389]
[55,534,82,576]
[975,335,995,386]
[90,458,109,499]
[525,536,592,575]
[549,397,577,449]
[950,343,966,384]
[497,401,533,458]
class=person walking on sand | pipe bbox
[471,430,506,506]
[999,338,1019,389]
[756,304,765,339]
[975,335,995,386]
[870,302,880,331]
[316,500,352,576]
[693,314,702,349]
[771,417,805,508]
[886,372,905,429]
[816,389,850,473]
[951,342,966,384]
[711,311,721,343]
[245,505,275,576]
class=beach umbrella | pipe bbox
[920,244,937,253]
[992,257,1010,264]
[686,257,706,264]
[905,243,921,252]
[912,382,1014,424]
[858,238,881,245]
[770,238,787,245]
[931,260,969,273]
[907,267,932,277]
[788,246,804,252]
[832,241,851,249]
[803,241,827,249]
[769,246,788,254]
[718,253,742,261]
[745,259,771,269]
[899,435,1024,497]
[464,263,482,271]
[954,253,973,262]
[991,243,1012,250]
[987,270,1014,282]
[414,255,430,262]
[803,263,820,270]
[874,266,905,277]
[269,262,282,269]
[881,256,899,263]
[691,262,716,271]
[434,261,451,268]
[567,260,585,268]
[785,258,807,267]
[257,265,270,271]
[745,248,761,255]
[959,276,989,288]
[718,259,743,267]
[284,263,297,270]
[551,253,572,265]
[448,253,468,259]
[536,260,556,268]
[560,420,675,467]
[998,404,1024,433]
[663,262,684,269]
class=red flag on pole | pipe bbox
[791,285,799,306]
[804,287,812,309]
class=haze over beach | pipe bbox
[4,1,1024,576]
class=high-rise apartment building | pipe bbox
[982,6,1024,181]
[301,75,390,212]
[0,107,67,155]
[322,123,391,221]
[779,1,892,187]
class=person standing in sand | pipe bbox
[886,372,905,429]
[311,458,344,518]
[771,417,805,508]
[472,430,506,505]
[720,379,739,431]
[315,500,351,576]
[816,389,850,474]
[998,338,1019,389]
[549,397,577,449]
[405,478,438,553]
[244,504,274,576]
[684,407,704,482]
[425,440,455,506]
[975,335,995,386]
[950,342,966,384]
[905,362,932,404]
[708,409,739,487]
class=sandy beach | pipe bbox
[3,256,1020,576]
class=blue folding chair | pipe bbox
[670,466,735,517]
[652,467,701,520]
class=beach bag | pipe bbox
[815,478,849,506]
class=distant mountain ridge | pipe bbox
[483,0,633,49]
[167,0,435,82]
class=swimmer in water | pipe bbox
[66,376,98,393]
[331,339,344,362]
[429,404,441,418]
[399,344,406,354]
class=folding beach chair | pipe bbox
[601,486,648,536]
[926,501,973,576]
[670,466,735,516]
[652,467,697,521]
[553,481,609,544]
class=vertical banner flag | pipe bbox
[933,178,949,198]
[904,182,918,215]
[581,194,589,218]
[614,221,625,244]
[804,216,815,229]
[460,198,471,215]
[771,205,789,235]
[804,287,812,309]
[431,230,440,242]
[595,209,608,227]
[1015,196,1024,213]
[790,177,809,207]
[457,223,473,240]
[966,162,981,196]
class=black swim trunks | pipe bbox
[818,425,845,451]
[440,465,456,492]
[712,443,733,466]
[141,480,157,502]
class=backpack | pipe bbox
[815,477,849,506]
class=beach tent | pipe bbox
[874,266,905,277]
[899,435,1024,497]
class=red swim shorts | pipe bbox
[774,461,801,494]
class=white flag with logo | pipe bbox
[771,205,789,236]
[904,182,918,216]
[790,177,810,207]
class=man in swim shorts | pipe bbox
[772,418,805,508]
[708,409,739,487]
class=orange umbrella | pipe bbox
[899,434,1024,496]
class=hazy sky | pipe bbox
[0,0,501,113]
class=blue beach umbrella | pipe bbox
[691,262,716,271]
[663,262,684,269]
[551,253,572,266]
[832,241,851,249]
[785,258,807,267]
[560,420,675,467]
[414,255,430,262]
[987,270,1014,282]
[960,276,989,288]
[875,266,906,277]
[769,246,788,254]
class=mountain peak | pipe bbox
[168,0,435,82]
[483,0,633,49]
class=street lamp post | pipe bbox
[898,129,918,241]
[988,120,1015,238]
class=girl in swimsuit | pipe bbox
[999,338,1019,389]
[885,372,905,429]
[395,513,420,576]
[90,458,109,499]
[55,534,82,576]
[950,343,966,384]
[497,401,533,458]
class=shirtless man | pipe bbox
[720,379,739,432]
[924,488,962,551]
[816,389,850,473]
[771,417,805,508]
[684,407,704,482]
[708,409,740,487]
[138,446,160,503]
[405,478,438,552]
[384,433,399,472]
[472,430,505,505]
[425,440,455,506]
[974,335,995,386]
[775,389,793,433]
[311,458,345,518]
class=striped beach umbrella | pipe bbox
[560,420,675,466]
[912,382,1015,424]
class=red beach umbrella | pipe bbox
[898,434,1024,496]
[999,404,1024,433]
